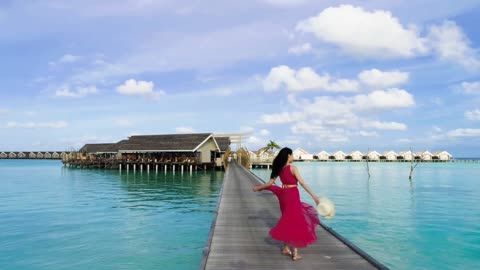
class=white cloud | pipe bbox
[176,127,195,133]
[263,65,359,92]
[433,126,442,132]
[288,43,312,55]
[354,88,415,111]
[428,21,480,70]
[447,128,480,137]
[116,79,166,99]
[291,122,349,142]
[398,138,412,143]
[258,112,304,124]
[465,109,480,121]
[55,86,98,98]
[358,130,379,137]
[358,69,409,88]
[460,81,480,95]
[259,129,270,136]
[0,108,9,114]
[59,54,80,63]
[363,120,407,130]
[6,121,68,129]
[296,5,428,58]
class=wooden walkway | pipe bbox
[200,161,389,270]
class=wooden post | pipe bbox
[134,164,136,172]
[173,165,176,171]
[181,165,184,173]
[164,164,167,171]
[156,164,158,173]
[190,165,193,172]
[119,164,122,172]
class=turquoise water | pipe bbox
[252,162,480,270]
[0,160,223,270]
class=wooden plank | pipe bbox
[201,162,388,270]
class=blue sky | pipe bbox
[0,0,480,157]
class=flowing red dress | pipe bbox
[265,165,320,248]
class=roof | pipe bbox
[79,143,119,153]
[293,148,310,154]
[119,133,216,152]
[214,136,231,152]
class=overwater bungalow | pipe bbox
[36,152,44,159]
[333,151,346,161]
[44,152,52,159]
[316,151,330,161]
[0,152,7,159]
[18,152,26,158]
[52,152,60,159]
[348,151,363,161]
[433,151,452,161]
[293,148,313,161]
[382,151,398,161]
[398,151,413,161]
[366,150,381,161]
[8,152,16,158]
[416,151,433,161]
[28,152,36,159]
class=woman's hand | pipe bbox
[313,196,320,205]
[253,185,261,192]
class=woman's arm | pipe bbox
[291,166,320,205]
[253,177,276,192]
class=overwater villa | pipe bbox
[293,147,314,160]
[67,133,231,170]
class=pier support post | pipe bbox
[190,165,192,172]
[127,164,129,172]
[173,165,176,171]
[156,165,158,173]
[147,164,150,171]
[181,165,184,173]
[165,165,167,171]
[134,164,136,172]
[141,164,143,171]
[119,164,122,173]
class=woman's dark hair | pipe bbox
[270,147,292,179]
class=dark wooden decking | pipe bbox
[200,161,389,270]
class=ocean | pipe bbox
[1,159,479,269]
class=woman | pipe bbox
[253,147,320,261]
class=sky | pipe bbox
[0,0,480,157]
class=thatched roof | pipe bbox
[79,143,118,153]
[118,133,216,152]
[214,136,231,152]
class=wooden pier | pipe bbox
[63,159,221,171]
[200,161,388,270]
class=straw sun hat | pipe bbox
[316,197,335,219]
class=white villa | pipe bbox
[349,151,363,161]
[316,151,330,161]
[367,151,381,160]
[416,151,433,161]
[433,151,452,160]
[333,151,347,161]
[293,148,314,161]
[399,151,413,161]
[383,151,398,161]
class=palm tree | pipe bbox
[259,140,281,154]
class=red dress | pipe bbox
[266,165,320,248]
